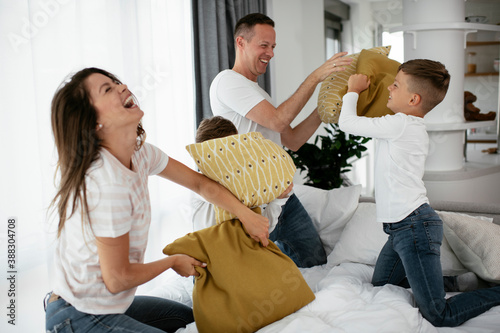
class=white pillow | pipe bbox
[437,211,476,276]
[439,235,467,276]
[327,202,385,267]
[294,184,361,255]
[327,203,468,276]
[442,211,500,283]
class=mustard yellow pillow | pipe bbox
[163,220,315,333]
[317,45,391,123]
[355,48,400,118]
[186,132,296,223]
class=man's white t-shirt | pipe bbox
[210,69,281,145]
[53,142,168,314]
[210,69,292,226]
[339,92,429,223]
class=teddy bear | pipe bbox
[464,91,496,121]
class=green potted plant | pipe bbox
[286,123,371,190]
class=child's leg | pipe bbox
[374,229,480,292]
[388,205,447,323]
[270,194,326,268]
[391,203,500,327]
[372,230,409,288]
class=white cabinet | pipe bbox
[386,0,500,203]
[390,21,500,169]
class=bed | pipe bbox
[145,183,500,333]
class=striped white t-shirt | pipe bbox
[53,142,168,314]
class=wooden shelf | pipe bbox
[465,72,499,77]
[467,139,497,143]
[467,41,500,47]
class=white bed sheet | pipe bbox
[148,261,500,333]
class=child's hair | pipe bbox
[398,59,450,113]
[196,116,238,143]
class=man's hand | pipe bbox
[347,74,370,94]
[312,52,353,83]
[277,183,293,199]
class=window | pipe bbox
[0,1,194,330]
[382,31,405,63]
[325,11,345,59]
[325,15,342,59]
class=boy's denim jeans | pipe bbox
[45,294,193,332]
[372,203,500,327]
[270,193,327,268]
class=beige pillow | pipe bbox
[442,211,500,283]
[186,132,296,223]
[163,220,315,333]
[317,46,391,123]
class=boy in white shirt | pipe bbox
[339,59,500,327]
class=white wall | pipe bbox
[267,0,326,128]
[267,0,378,192]
[266,0,329,185]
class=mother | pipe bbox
[45,68,270,332]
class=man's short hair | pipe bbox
[234,13,274,42]
[196,116,238,143]
[399,59,450,113]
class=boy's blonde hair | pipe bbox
[399,59,450,113]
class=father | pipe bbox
[209,13,352,267]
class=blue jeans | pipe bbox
[372,203,500,327]
[45,294,193,332]
[269,194,327,268]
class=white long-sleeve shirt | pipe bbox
[339,92,429,222]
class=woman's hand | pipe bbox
[170,254,207,277]
[238,211,270,247]
[96,233,205,294]
[347,74,370,94]
[158,158,271,246]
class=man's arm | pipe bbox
[246,52,352,148]
[280,108,322,151]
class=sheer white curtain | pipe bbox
[0,1,195,331]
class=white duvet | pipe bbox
[146,185,500,333]
[148,261,500,333]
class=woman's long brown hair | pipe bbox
[50,68,145,237]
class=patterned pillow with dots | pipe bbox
[317,45,391,123]
[186,132,296,223]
